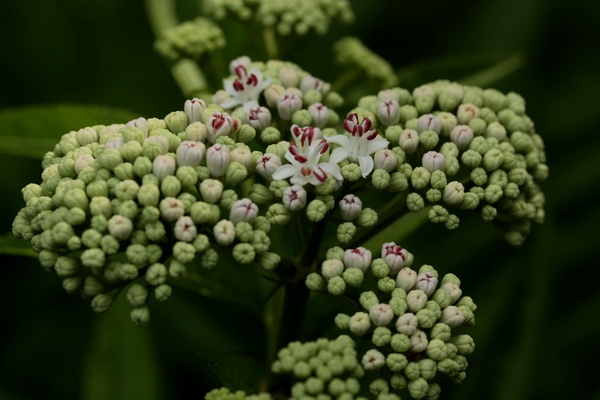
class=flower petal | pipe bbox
[358,155,374,177]
[329,147,350,164]
[272,164,298,181]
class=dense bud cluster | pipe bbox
[306,246,475,399]
[201,0,354,35]
[154,17,226,63]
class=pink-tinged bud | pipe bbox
[184,98,207,123]
[308,103,330,128]
[277,93,303,120]
[440,306,465,328]
[152,154,176,181]
[449,125,474,150]
[159,197,185,221]
[377,99,400,126]
[213,219,235,246]
[396,267,417,291]
[173,216,197,242]
[399,129,420,154]
[126,117,149,136]
[176,140,204,167]
[415,272,438,296]
[381,242,408,276]
[300,76,330,94]
[206,144,230,177]
[256,153,282,181]
[416,114,442,134]
[369,303,394,326]
[246,106,272,131]
[104,137,124,150]
[373,149,397,172]
[206,112,237,143]
[229,198,259,224]
[422,151,446,172]
[456,103,480,124]
[343,247,372,271]
[282,184,307,211]
[339,194,363,221]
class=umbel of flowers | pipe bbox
[12,56,545,399]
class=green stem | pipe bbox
[262,27,279,59]
[144,0,209,97]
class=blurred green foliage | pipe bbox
[1,0,599,399]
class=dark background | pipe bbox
[1,0,599,399]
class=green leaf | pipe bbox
[82,296,162,400]
[0,104,140,159]
[0,233,37,258]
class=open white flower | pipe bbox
[220,64,271,111]
[327,113,389,177]
[272,125,342,186]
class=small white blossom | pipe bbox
[220,64,271,111]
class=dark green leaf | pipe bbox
[0,104,140,159]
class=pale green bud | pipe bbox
[80,248,106,269]
[481,204,497,221]
[91,293,113,313]
[419,130,439,151]
[321,259,344,280]
[232,243,256,264]
[127,283,148,307]
[198,179,223,204]
[54,256,80,277]
[151,284,171,301]
[348,312,371,336]
[342,268,364,287]
[107,215,133,241]
[336,222,356,243]
[82,275,105,297]
[306,199,328,222]
[130,306,150,326]
[225,161,248,185]
[371,169,390,190]
[306,272,327,292]
[461,149,482,168]
[263,203,289,225]
[390,333,411,353]
[399,129,420,154]
[97,148,123,171]
[257,251,280,271]
[452,334,475,355]
[355,207,377,228]
[326,275,346,295]
[484,184,503,203]
[145,262,168,286]
[406,193,424,212]
[407,377,428,399]
[339,162,361,181]
[62,276,83,294]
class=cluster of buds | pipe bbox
[215,57,344,139]
[345,80,548,244]
[201,0,355,36]
[204,388,272,400]
[306,245,475,399]
[154,17,226,63]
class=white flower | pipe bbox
[327,113,390,178]
[272,126,342,186]
[220,65,271,111]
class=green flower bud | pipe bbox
[377,277,396,293]
[419,130,439,150]
[370,168,390,190]
[359,291,379,310]
[404,361,421,381]
[335,313,351,330]
[225,161,248,185]
[80,248,106,269]
[200,248,219,269]
[153,284,172,301]
[342,268,364,287]
[387,172,408,192]
[406,193,424,212]
[390,333,411,353]
[483,148,504,171]
[127,283,148,307]
[248,183,272,205]
[337,222,356,243]
[452,334,475,355]
[130,306,150,326]
[372,326,392,347]
[348,312,371,336]
[306,199,328,222]
[258,251,280,271]
[340,163,362,181]
[306,272,327,292]
[481,204,497,222]
[232,243,256,264]
[484,184,503,203]
[355,207,378,228]
[82,275,105,297]
[266,203,292,225]
[327,275,346,295]
[144,262,167,286]
[91,293,113,313]
[407,377,429,399]
[389,296,408,316]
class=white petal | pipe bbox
[365,137,390,155]
[358,156,374,177]
[326,134,350,147]
[220,97,242,109]
[320,162,343,181]
[272,164,298,180]
[329,147,350,164]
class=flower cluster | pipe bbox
[306,245,476,399]
[154,17,226,63]
[201,0,355,35]
[346,80,548,244]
